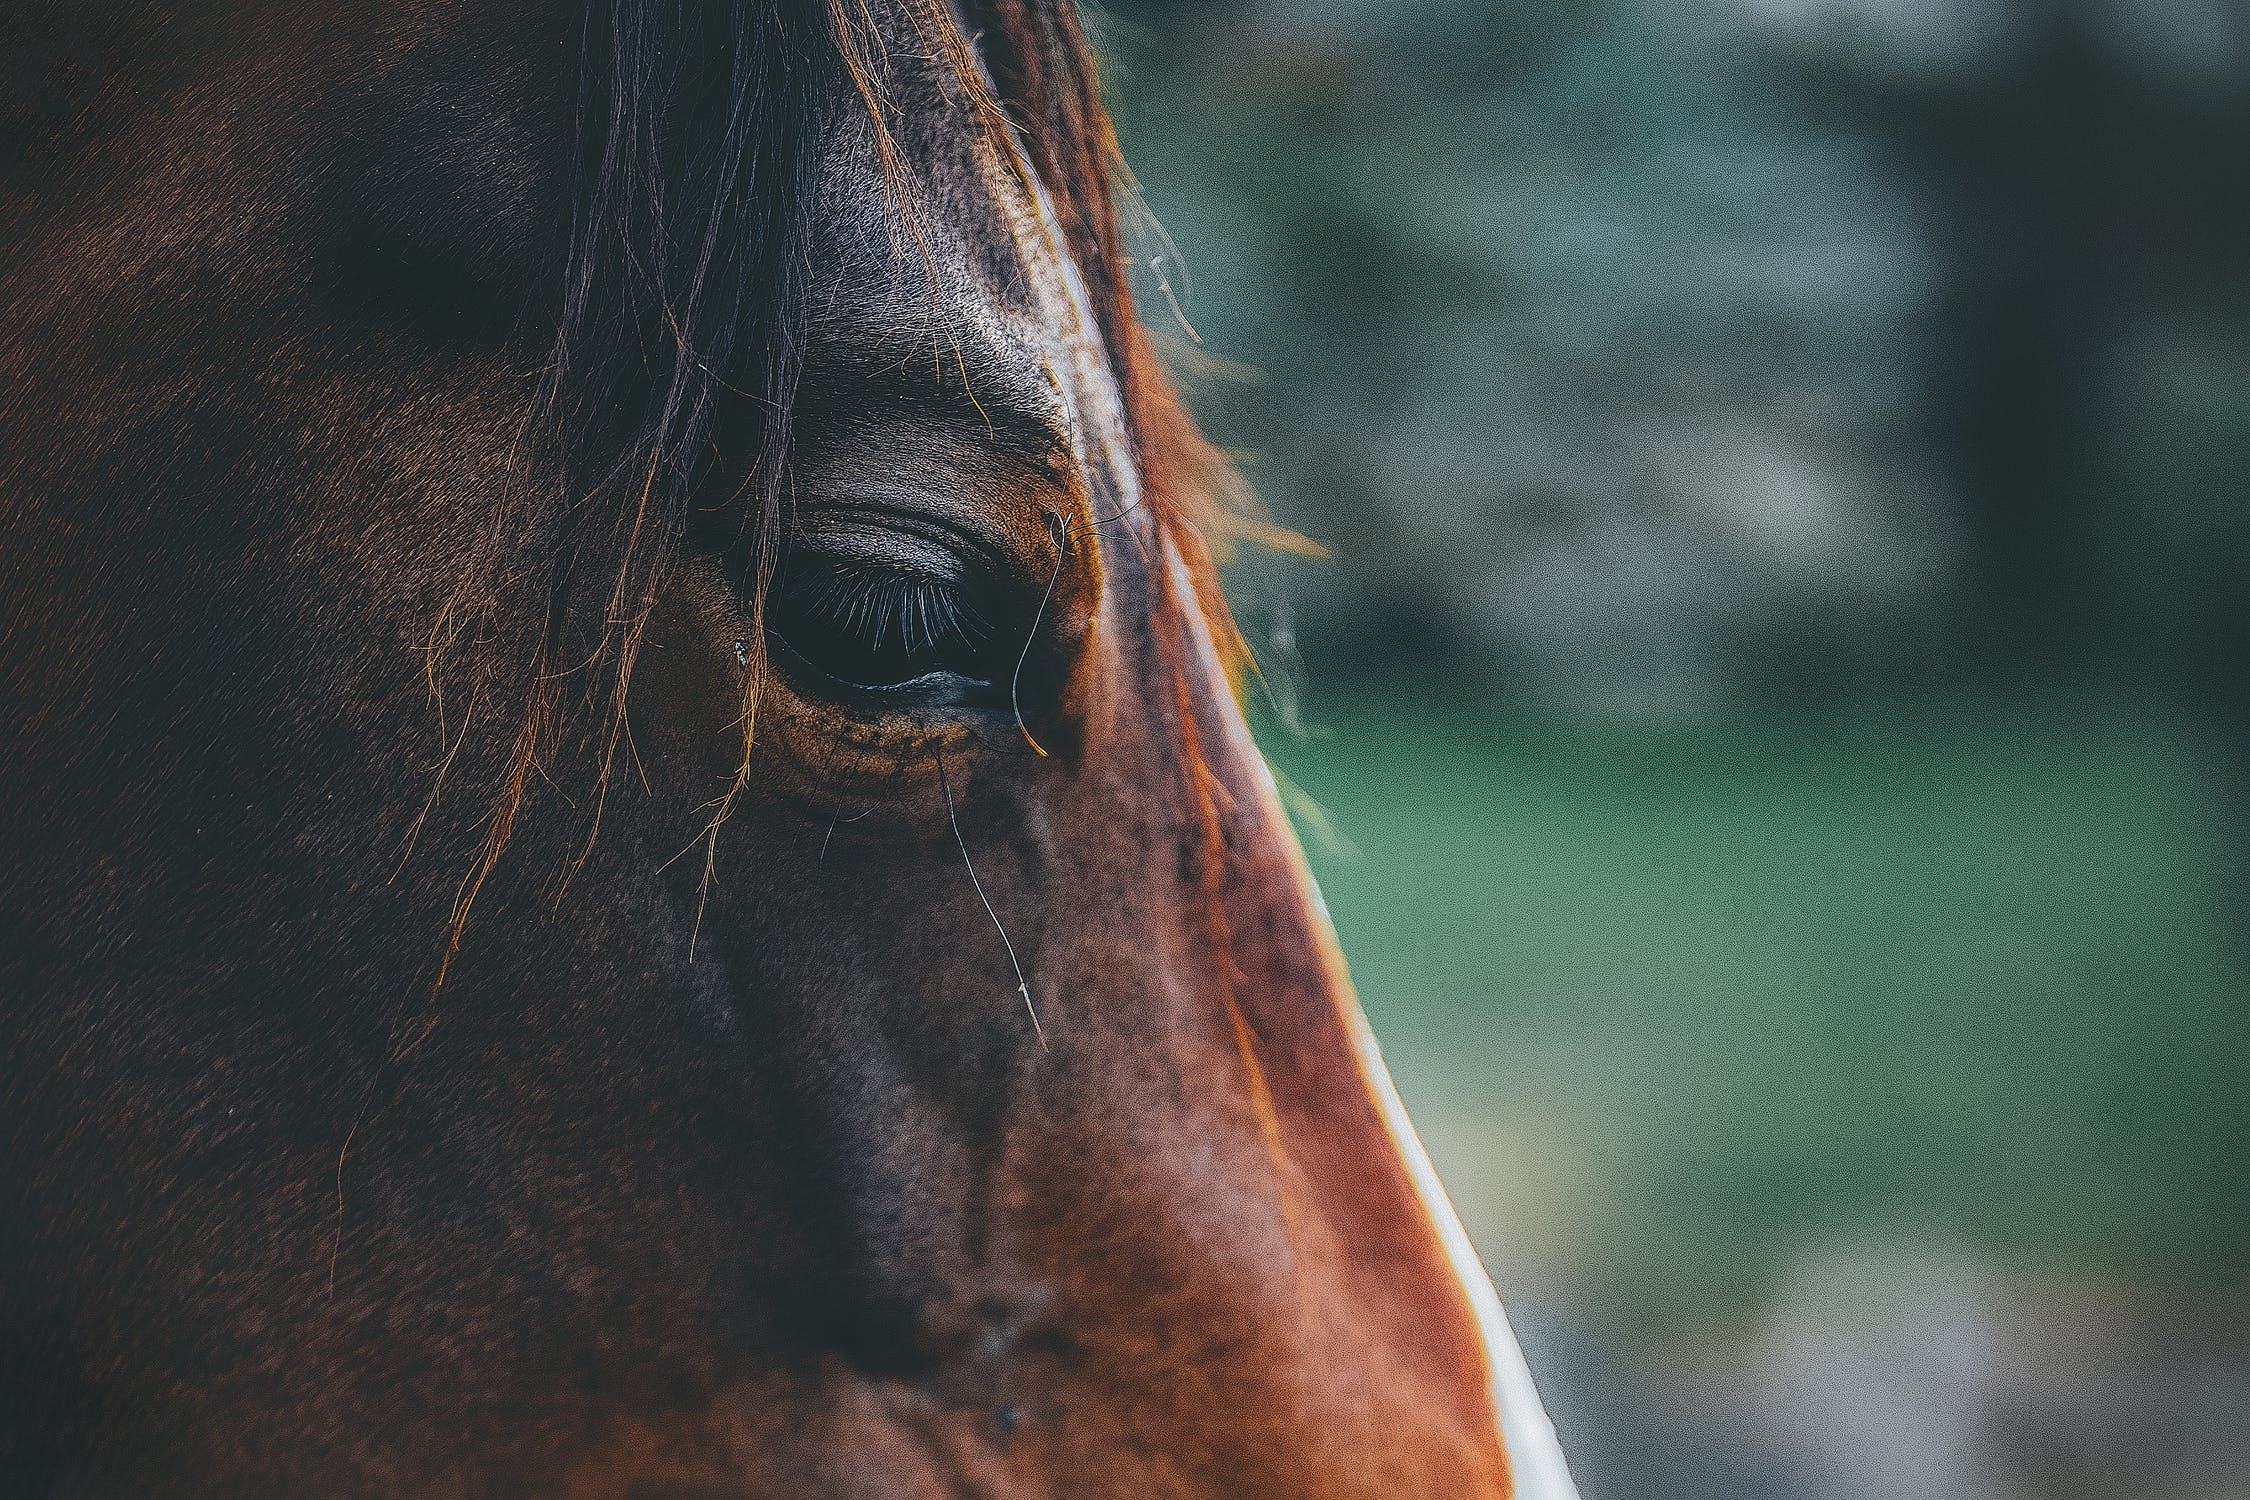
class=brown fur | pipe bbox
[0,3,1517,1494]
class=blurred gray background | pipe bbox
[1095,2,2250,1496]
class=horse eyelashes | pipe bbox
[767,557,1001,692]
[797,567,993,659]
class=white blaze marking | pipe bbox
[1345,1008,1583,1500]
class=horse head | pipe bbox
[0,3,1570,1493]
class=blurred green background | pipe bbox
[1095,2,2250,1496]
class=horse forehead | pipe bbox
[808,80,1140,518]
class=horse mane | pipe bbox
[430,0,1243,958]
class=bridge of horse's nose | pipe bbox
[1054,563,1523,1496]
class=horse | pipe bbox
[0,3,1575,1494]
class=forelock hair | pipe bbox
[481,0,1190,672]
[430,0,1237,956]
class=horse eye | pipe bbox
[765,553,1001,696]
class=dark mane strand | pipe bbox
[438,0,830,952]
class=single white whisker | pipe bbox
[938,753,1046,1051]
